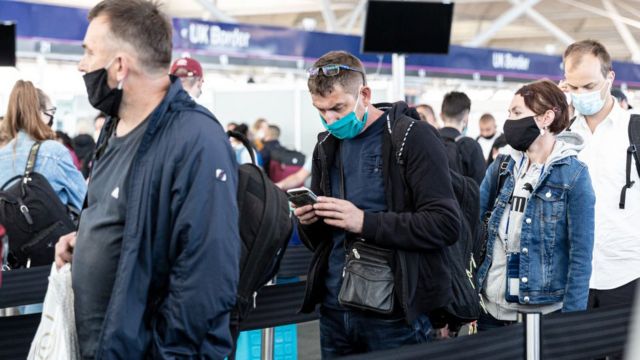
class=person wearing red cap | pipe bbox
[170,57,204,99]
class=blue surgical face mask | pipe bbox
[320,91,368,140]
[571,80,610,116]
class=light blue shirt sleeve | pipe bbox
[36,141,87,210]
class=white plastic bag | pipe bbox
[27,263,79,360]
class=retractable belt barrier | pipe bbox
[0,280,316,360]
[1,253,634,360]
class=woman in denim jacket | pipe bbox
[476,79,595,329]
[0,80,86,211]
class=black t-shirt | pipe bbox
[72,119,149,359]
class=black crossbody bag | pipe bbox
[334,148,396,314]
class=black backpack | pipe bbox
[227,131,294,317]
[441,133,465,175]
[0,143,77,269]
[390,116,482,330]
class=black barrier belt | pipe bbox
[276,245,312,279]
[0,247,312,309]
[0,266,50,308]
[0,282,316,360]
[542,304,633,360]
[0,313,41,360]
[344,322,525,360]
[239,281,317,331]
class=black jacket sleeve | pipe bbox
[361,123,461,251]
[297,143,332,251]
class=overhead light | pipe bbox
[544,43,557,55]
[301,18,317,31]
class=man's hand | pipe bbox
[313,197,364,234]
[55,232,76,269]
[293,204,319,225]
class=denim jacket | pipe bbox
[476,132,595,312]
[0,131,86,210]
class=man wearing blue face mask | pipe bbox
[564,40,640,318]
[293,51,461,358]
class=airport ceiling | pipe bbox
[20,0,640,63]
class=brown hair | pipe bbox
[308,51,366,97]
[515,79,570,135]
[479,113,496,124]
[563,40,612,78]
[89,0,172,72]
[0,80,55,142]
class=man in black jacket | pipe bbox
[439,91,486,185]
[293,51,461,358]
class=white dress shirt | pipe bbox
[570,100,640,290]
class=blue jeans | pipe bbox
[319,306,431,359]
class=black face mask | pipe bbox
[503,116,541,151]
[83,65,123,118]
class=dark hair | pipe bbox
[89,0,172,72]
[515,79,570,135]
[563,40,612,78]
[235,123,249,137]
[416,104,435,122]
[479,113,496,124]
[441,92,471,123]
[268,125,281,139]
[55,131,74,149]
[308,51,366,97]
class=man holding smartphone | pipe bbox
[293,50,461,358]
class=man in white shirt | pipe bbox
[476,113,501,162]
[563,40,640,309]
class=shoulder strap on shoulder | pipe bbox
[629,115,640,178]
[620,114,640,209]
[390,115,416,166]
[24,142,41,177]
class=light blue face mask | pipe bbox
[320,91,368,140]
[571,80,610,116]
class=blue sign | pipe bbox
[3,1,640,87]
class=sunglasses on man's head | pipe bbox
[307,64,366,84]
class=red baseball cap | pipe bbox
[170,57,203,78]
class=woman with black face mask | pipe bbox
[475,79,595,330]
[0,81,86,211]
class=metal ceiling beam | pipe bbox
[319,0,338,32]
[193,0,237,23]
[465,0,541,47]
[510,0,574,45]
[602,0,640,63]
[345,0,367,32]
[557,0,640,29]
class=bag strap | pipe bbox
[227,131,256,165]
[484,154,510,220]
[24,142,40,178]
[619,115,640,209]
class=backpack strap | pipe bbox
[227,131,256,165]
[389,115,415,166]
[619,115,640,209]
[24,142,41,179]
[486,154,510,216]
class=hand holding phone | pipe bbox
[286,187,318,208]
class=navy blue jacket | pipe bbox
[92,78,240,359]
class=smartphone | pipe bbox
[286,187,318,207]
